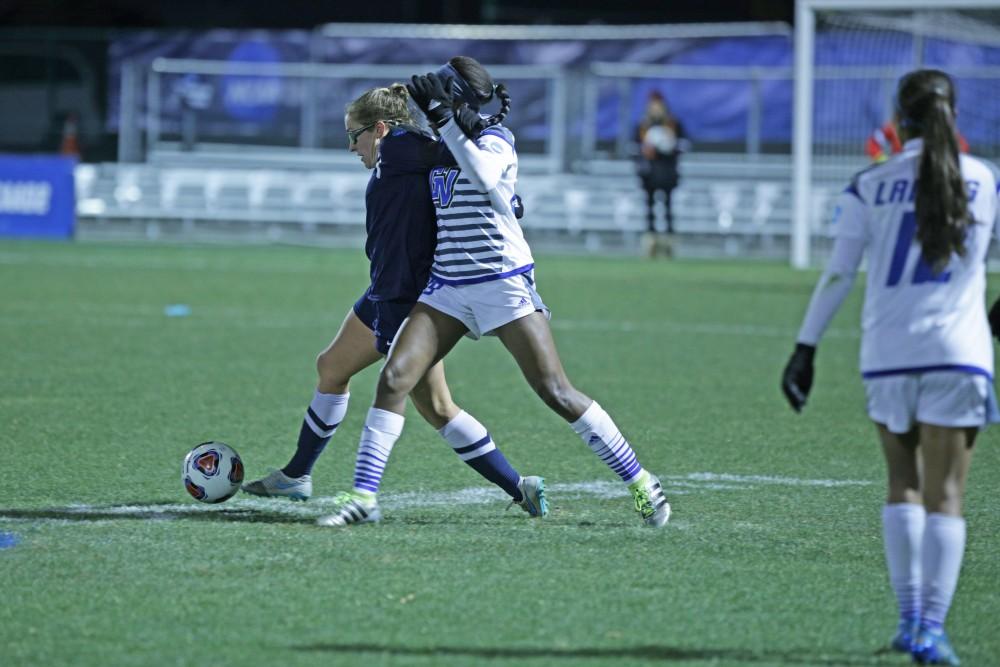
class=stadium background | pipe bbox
[3,3,1000,666]
[5,1,998,260]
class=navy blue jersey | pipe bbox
[364,125,453,302]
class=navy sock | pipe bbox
[461,442,523,501]
[283,421,332,478]
[439,412,522,501]
[282,391,349,478]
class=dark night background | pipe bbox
[0,1,795,159]
[0,1,794,28]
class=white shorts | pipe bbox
[863,371,1000,434]
[418,272,550,339]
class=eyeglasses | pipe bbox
[346,122,378,146]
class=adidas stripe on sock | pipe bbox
[352,407,404,495]
[571,401,643,484]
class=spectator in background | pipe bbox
[865,116,903,163]
[636,91,687,257]
[867,113,969,163]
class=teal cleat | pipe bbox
[912,625,960,665]
[508,475,548,517]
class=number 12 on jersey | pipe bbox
[885,211,952,287]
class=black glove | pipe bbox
[781,343,816,413]
[407,73,454,127]
[989,296,1000,342]
[510,193,524,219]
[453,103,487,139]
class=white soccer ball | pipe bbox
[182,441,244,503]
[644,125,677,153]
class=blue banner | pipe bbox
[0,156,76,239]
[107,29,1000,150]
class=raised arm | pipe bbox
[406,72,512,193]
[437,120,510,192]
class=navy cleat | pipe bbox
[912,625,960,665]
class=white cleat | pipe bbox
[242,469,312,501]
[628,471,671,527]
[316,492,381,527]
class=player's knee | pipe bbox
[886,482,921,505]
[378,361,415,400]
[315,350,349,392]
[923,479,964,516]
[314,349,328,375]
[886,469,920,504]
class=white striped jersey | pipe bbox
[835,138,1000,378]
[429,120,534,285]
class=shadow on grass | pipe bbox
[0,504,315,525]
[290,641,894,665]
[0,506,622,529]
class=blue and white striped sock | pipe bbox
[352,407,404,496]
[439,411,522,501]
[282,391,349,478]
[571,401,644,484]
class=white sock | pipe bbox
[570,401,644,484]
[283,391,350,478]
[439,411,522,499]
[882,503,925,621]
[351,408,404,496]
[921,513,966,626]
[439,411,495,460]
[306,391,350,438]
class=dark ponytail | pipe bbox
[448,56,512,129]
[482,83,511,128]
[897,69,970,271]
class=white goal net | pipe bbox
[792,0,1000,267]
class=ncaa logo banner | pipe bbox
[0,155,76,239]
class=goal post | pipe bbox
[792,0,1000,268]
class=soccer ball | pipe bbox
[182,441,244,503]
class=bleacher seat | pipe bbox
[75,152,850,253]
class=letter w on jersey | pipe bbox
[430,167,460,208]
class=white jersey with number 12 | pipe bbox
[834,138,1000,378]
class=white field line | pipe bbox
[2,473,874,523]
[0,251,358,276]
[551,319,859,339]
[0,300,860,340]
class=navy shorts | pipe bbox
[352,287,416,355]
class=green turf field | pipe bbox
[1,240,997,667]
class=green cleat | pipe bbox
[316,491,381,527]
[628,471,671,527]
